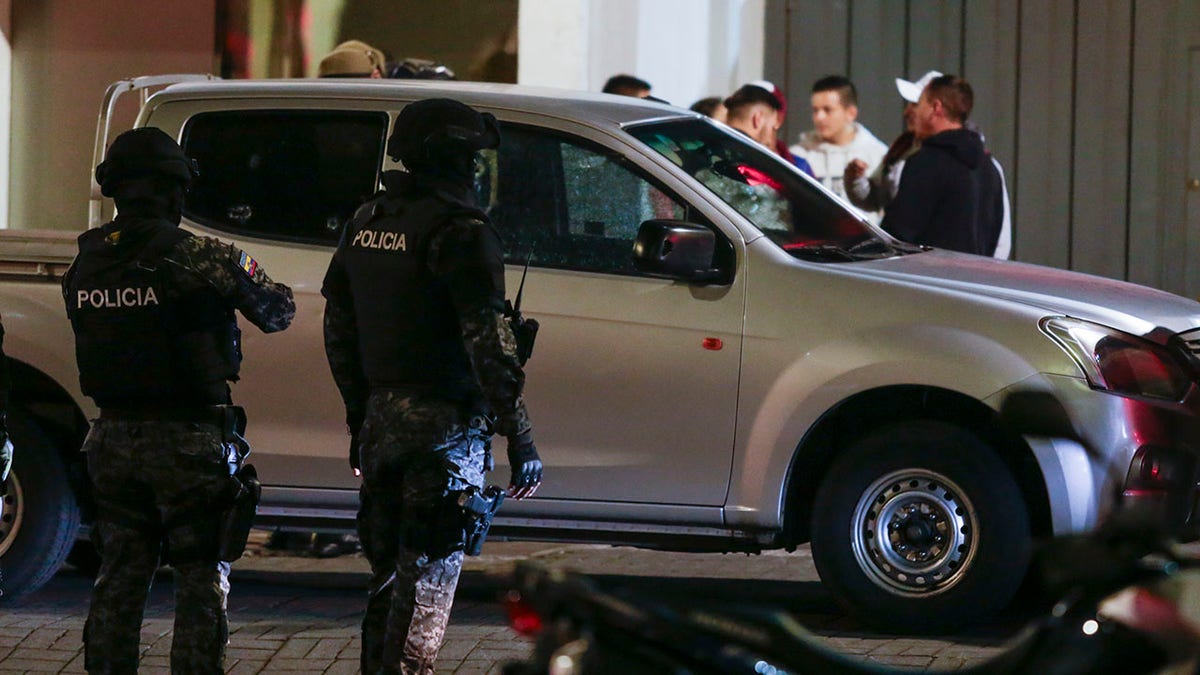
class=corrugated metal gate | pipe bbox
[765,0,1200,298]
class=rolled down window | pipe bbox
[629,118,903,262]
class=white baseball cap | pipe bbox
[895,70,944,103]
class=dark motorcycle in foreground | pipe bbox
[501,392,1200,675]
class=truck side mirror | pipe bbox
[631,219,725,284]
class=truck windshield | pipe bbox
[629,119,904,262]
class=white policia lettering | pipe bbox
[76,287,159,309]
[352,228,407,251]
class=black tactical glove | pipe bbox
[506,432,542,500]
[0,413,9,494]
[0,432,10,495]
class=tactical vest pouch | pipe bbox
[218,462,260,562]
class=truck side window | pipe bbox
[478,125,700,276]
[181,110,388,245]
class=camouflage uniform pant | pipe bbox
[358,391,487,675]
[82,419,238,675]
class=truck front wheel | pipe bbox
[0,411,81,603]
[810,420,1031,633]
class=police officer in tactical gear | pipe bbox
[63,127,295,675]
[322,98,542,674]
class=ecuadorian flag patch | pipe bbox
[239,251,258,277]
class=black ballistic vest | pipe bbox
[64,220,241,408]
[340,191,481,403]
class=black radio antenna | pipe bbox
[513,249,533,312]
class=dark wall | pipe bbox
[766,0,1200,298]
[338,0,518,81]
[10,0,216,232]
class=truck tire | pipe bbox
[0,411,81,604]
[810,420,1031,633]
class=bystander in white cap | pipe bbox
[895,70,944,103]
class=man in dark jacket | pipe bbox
[322,98,542,674]
[880,75,1004,255]
[63,127,295,674]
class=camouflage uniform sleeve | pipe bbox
[428,218,532,440]
[163,236,296,333]
[320,248,369,429]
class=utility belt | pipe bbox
[99,404,245,437]
[370,382,481,407]
[369,385,492,435]
[370,383,436,397]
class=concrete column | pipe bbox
[629,0,710,106]
[518,0,765,107]
[734,0,765,89]
[518,0,590,89]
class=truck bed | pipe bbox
[0,229,79,280]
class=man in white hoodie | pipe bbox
[790,75,888,222]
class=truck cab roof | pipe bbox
[150,77,693,128]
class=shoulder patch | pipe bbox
[238,251,258,277]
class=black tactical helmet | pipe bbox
[387,98,500,167]
[96,127,196,197]
[386,57,456,80]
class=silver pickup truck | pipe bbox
[1,75,1198,632]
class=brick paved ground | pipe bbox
[0,534,1017,674]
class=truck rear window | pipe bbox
[181,110,388,245]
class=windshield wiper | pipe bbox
[783,242,858,262]
[845,239,898,258]
[888,242,929,255]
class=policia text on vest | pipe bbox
[352,227,407,251]
[74,286,158,308]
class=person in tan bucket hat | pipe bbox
[319,39,385,78]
